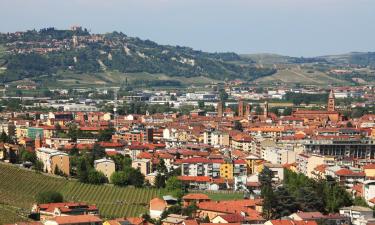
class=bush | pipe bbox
[87,170,107,184]
[35,191,64,203]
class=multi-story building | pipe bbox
[263,147,296,165]
[305,138,375,159]
[36,147,70,176]
[180,157,223,178]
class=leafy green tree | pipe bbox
[219,89,229,101]
[182,202,198,217]
[98,128,115,142]
[111,171,129,186]
[91,143,106,160]
[353,197,369,207]
[166,176,184,198]
[296,186,324,212]
[36,191,63,203]
[87,170,107,184]
[0,131,10,143]
[259,167,276,219]
[77,157,89,183]
[233,121,243,131]
[155,173,166,188]
[20,148,37,163]
[125,167,145,187]
[198,101,205,109]
[33,160,44,172]
[274,186,298,218]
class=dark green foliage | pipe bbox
[283,169,352,214]
[182,202,198,217]
[353,197,369,207]
[219,89,229,101]
[274,186,298,218]
[296,186,324,212]
[110,154,132,171]
[111,167,145,187]
[91,143,106,160]
[155,159,168,188]
[33,160,44,172]
[35,191,63,203]
[259,167,276,219]
[0,131,11,143]
[98,128,115,142]
[165,176,184,198]
[77,157,89,183]
[87,170,107,184]
[19,148,36,163]
[285,92,328,105]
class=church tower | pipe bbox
[328,89,335,112]
[217,101,224,117]
[238,100,244,117]
[264,101,269,118]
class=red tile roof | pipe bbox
[52,215,102,224]
[182,193,210,200]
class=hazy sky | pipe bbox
[1,0,374,56]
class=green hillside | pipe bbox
[0,28,276,84]
[0,163,161,221]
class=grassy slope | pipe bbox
[40,70,219,88]
[0,204,31,224]
[255,67,351,86]
[0,163,161,221]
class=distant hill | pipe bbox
[0,28,276,84]
[318,52,375,68]
[241,53,328,65]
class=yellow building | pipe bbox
[220,163,233,179]
[245,154,263,174]
[16,126,28,139]
[364,164,375,177]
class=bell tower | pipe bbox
[238,100,244,117]
[328,89,335,112]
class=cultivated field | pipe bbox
[0,163,161,220]
[255,68,351,86]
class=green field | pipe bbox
[255,68,351,86]
[38,70,219,89]
[0,204,30,225]
[0,163,161,221]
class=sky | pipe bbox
[1,0,374,57]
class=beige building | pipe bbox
[132,159,152,176]
[94,158,116,180]
[296,153,334,178]
[36,147,70,176]
[204,130,230,147]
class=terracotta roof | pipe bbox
[269,220,318,225]
[183,220,199,225]
[293,212,324,219]
[335,168,365,177]
[149,198,167,211]
[364,164,375,170]
[217,213,245,223]
[52,215,102,224]
[182,193,210,200]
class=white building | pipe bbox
[339,206,373,225]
